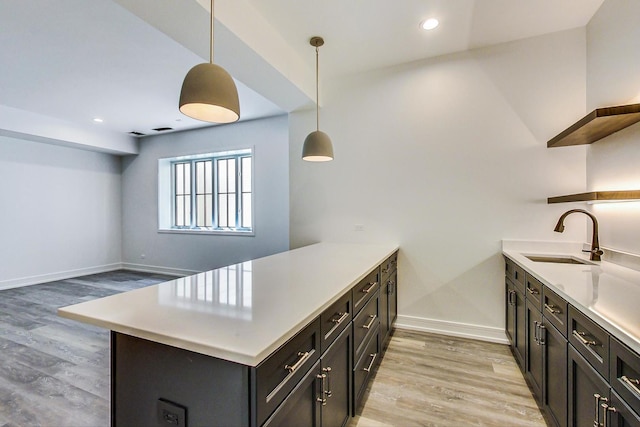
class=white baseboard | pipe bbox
[395,315,509,345]
[121,263,197,277]
[0,263,123,291]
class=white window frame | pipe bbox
[158,148,254,236]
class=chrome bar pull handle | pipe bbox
[539,324,546,346]
[527,286,539,295]
[534,321,540,345]
[593,394,608,427]
[602,404,617,427]
[285,351,311,374]
[316,372,327,405]
[622,375,640,396]
[362,282,377,294]
[363,353,378,372]
[323,367,332,398]
[574,330,599,347]
[388,280,395,294]
[331,312,349,325]
[362,314,377,330]
[544,303,560,315]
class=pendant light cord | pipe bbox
[315,45,319,131]
[210,0,214,64]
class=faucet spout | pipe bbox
[554,209,603,261]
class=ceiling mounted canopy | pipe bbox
[179,0,240,123]
[302,36,334,162]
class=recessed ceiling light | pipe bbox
[420,18,439,31]
[93,118,103,123]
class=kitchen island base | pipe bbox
[112,332,250,426]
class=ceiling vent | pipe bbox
[129,131,146,136]
[152,127,174,132]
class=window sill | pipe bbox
[158,228,255,237]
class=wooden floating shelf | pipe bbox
[548,190,640,204]
[547,103,640,148]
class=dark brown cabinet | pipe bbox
[525,290,568,427]
[506,276,526,368]
[526,301,544,399]
[542,319,568,427]
[263,360,323,427]
[387,271,398,333]
[505,255,640,427]
[320,326,352,427]
[380,270,398,347]
[568,346,610,427]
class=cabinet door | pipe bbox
[262,360,322,427]
[379,281,389,345]
[505,279,516,346]
[514,286,526,368]
[568,346,610,427]
[526,303,543,400]
[388,271,397,326]
[321,327,352,427]
[543,320,568,427]
[610,391,640,427]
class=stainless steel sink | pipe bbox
[524,255,594,265]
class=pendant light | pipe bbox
[179,0,240,123]
[302,36,334,162]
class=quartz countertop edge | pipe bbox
[58,242,399,367]
[502,240,640,355]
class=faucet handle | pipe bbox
[583,248,604,255]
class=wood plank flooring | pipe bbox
[0,271,545,426]
[0,271,175,427]
[350,330,546,427]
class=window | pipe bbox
[160,149,253,234]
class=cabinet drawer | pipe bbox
[320,291,352,353]
[505,257,525,293]
[380,252,398,281]
[569,306,610,380]
[352,269,379,315]
[525,274,543,311]
[353,326,380,406]
[254,318,321,426]
[542,287,568,337]
[261,360,321,427]
[353,295,379,358]
[610,337,640,415]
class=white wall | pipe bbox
[0,135,122,289]
[289,29,587,341]
[121,115,290,274]
[586,0,640,255]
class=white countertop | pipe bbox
[58,243,398,366]
[503,240,640,355]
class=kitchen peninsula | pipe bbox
[59,242,399,426]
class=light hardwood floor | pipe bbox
[350,330,546,427]
[0,271,545,426]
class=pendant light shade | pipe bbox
[179,0,240,124]
[179,63,239,123]
[302,130,334,161]
[302,36,333,162]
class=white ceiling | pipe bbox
[0,0,604,148]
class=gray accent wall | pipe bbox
[0,135,122,289]
[121,115,290,274]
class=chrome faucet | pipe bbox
[553,209,603,261]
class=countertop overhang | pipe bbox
[503,240,640,355]
[58,242,399,366]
